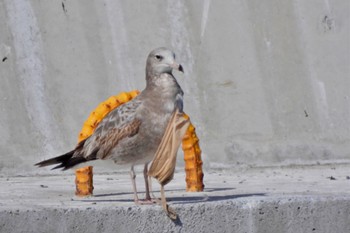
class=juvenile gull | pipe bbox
[35,48,188,216]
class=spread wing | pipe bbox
[78,99,142,160]
[148,109,190,186]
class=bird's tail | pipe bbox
[35,140,91,170]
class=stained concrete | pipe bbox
[1,165,350,233]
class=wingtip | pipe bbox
[51,164,65,170]
[34,161,46,167]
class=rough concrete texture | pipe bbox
[1,1,350,231]
[1,165,350,233]
[0,1,349,175]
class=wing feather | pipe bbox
[148,109,190,186]
[80,99,142,160]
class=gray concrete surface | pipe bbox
[1,165,350,233]
[1,2,350,231]
[0,1,349,175]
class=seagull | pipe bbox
[35,47,186,214]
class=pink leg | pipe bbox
[130,164,156,205]
[160,185,177,220]
[129,165,140,203]
[143,162,151,200]
[144,163,161,204]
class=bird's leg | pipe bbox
[130,164,155,205]
[148,176,159,200]
[143,162,151,201]
[130,165,140,204]
[143,163,161,204]
[160,185,177,220]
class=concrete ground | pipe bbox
[1,164,350,233]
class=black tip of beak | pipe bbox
[179,64,184,73]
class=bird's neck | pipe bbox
[146,73,175,88]
[140,72,184,114]
[144,73,183,99]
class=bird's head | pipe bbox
[146,47,184,77]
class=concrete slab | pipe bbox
[1,165,350,232]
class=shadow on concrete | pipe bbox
[92,187,237,198]
[201,187,237,192]
[93,192,133,197]
[170,193,266,205]
[172,214,183,226]
[75,193,265,205]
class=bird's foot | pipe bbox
[149,197,162,204]
[135,198,158,205]
[165,204,177,220]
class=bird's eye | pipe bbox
[155,55,163,61]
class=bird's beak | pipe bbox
[171,62,184,73]
[178,64,184,73]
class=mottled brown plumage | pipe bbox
[35,48,186,218]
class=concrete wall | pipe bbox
[0,0,349,175]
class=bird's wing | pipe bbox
[78,99,142,160]
[148,109,190,186]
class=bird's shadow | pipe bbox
[76,193,265,204]
[170,193,265,205]
[201,187,237,193]
[92,187,236,198]
[93,192,132,197]
[173,217,182,227]
[75,187,265,205]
